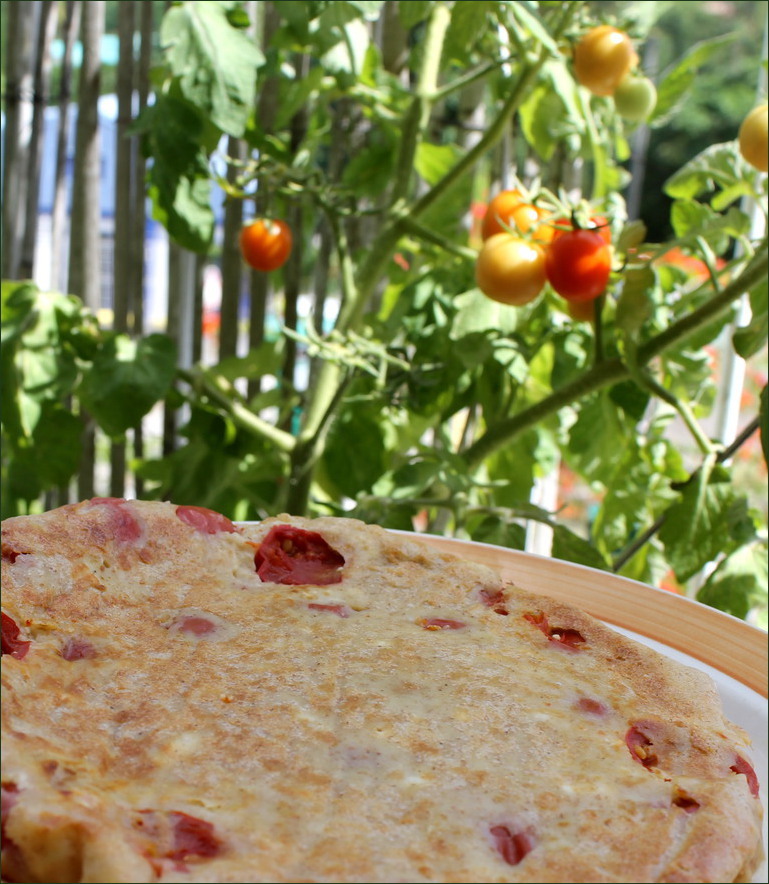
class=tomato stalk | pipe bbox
[284,2,455,513]
[575,86,610,201]
[625,347,716,457]
[591,295,606,364]
[282,3,583,515]
[178,366,296,453]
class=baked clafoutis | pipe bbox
[1,498,763,883]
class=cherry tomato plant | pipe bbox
[3,1,767,627]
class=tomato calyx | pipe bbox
[550,211,611,244]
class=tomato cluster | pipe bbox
[573,25,656,124]
[475,190,613,309]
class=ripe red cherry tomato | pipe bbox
[239,219,292,272]
[545,229,612,302]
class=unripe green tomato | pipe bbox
[613,74,657,123]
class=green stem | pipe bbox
[179,367,296,453]
[431,62,500,103]
[694,235,723,293]
[399,215,479,260]
[575,87,608,201]
[389,1,452,206]
[628,358,715,456]
[592,294,606,365]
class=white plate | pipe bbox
[611,625,767,884]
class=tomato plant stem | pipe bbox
[179,367,296,453]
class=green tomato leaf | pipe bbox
[135,93,216,253]
[467,514,526,551]
[668,201,749,256]
[518,83,567,163]
[398,0,431,29]
[160,0,263,137]
[149,176,214,254]
[664,142,745,201]
[1,280,38,338]
[30,404,83,488]
[450,289,518,338]
[341,132,398,196]
[567,394,628,483]
[696,542,768,619]
[659,471,757,582]
[274,65,325,129]
[608,380,651,422]
[79,334,177,438]
[321,16,371,79]
[321,407,387,499]
[214,343,284,383]
[697,573,754,621]
[414,144,473,240]
[443,1,494,63]
[3,404,83,507]
[551,525,611,571]
[0,341,25,446]
[615,265,654,339]
[760,385,769,468]
[651,34,736,129]
[415,142,463,186]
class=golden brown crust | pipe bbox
[1,501,763,883]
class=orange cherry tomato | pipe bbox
[738,103,768,173]
[481,189,525,240]
[239,219,293,272]
[475,234,547,306]
[509,204,556,244]
[573,26,638,97]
